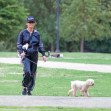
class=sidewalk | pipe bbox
[0,57,111,73]
[0,96,111,108]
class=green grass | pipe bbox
[0,52,18,58]
[46,52,111,64]
[0,52,111,110]
[0,63,111,97]
[0,106,110,111]
[1,51,111,64]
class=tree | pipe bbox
[60,0,111,52]
[0,0,28,50]
[0,0,28,40]
[24,0,57,52]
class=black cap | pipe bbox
[26,16,35,23]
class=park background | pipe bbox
[0,0,111,111]
[0,0,111,53]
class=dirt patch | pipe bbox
[9,72,22,74]
[0,74,6,77]
[0,80,19,83]
[39,73,52,77]
[0,68,3,71]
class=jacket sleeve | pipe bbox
[17,31,23,54]
[38,36,45,56]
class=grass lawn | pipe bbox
[47,52,111,64]
[0,63,111,97]
[0,51,111,64]
[0,52,111,110]
[0,106,110,111]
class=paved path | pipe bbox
[0,57,111,73]
[0,96,111,108]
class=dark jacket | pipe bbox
[17,29,45,56]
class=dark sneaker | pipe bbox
[22,88,27,95]
[27,91,32,95]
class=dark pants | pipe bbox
[22,52,38,91]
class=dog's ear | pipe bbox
[86,79,92,86]
[71,81,73,84]
[86,80,90,84]
[86,79,94,86]
[90,80,94,86]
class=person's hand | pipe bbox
[20,53,25,57]
[43,56,47,62]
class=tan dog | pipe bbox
[68,79,94,97]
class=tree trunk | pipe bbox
[80,33,84,52]
[51,43,54,52]
[80,0,86,52]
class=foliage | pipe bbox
[24,0,57,51]
[0,0,111,52]
[60,0,111,52]
[0,0,28,50]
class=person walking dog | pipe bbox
[17,16,46,95]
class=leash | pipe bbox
[18,51,38,65]
[27,58,38,65]
[21,55,38,65]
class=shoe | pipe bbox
[27,91,32,95]
[22,88,27,95]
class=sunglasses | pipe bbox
[28,22,35,23]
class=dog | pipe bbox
[68,79,94,97]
